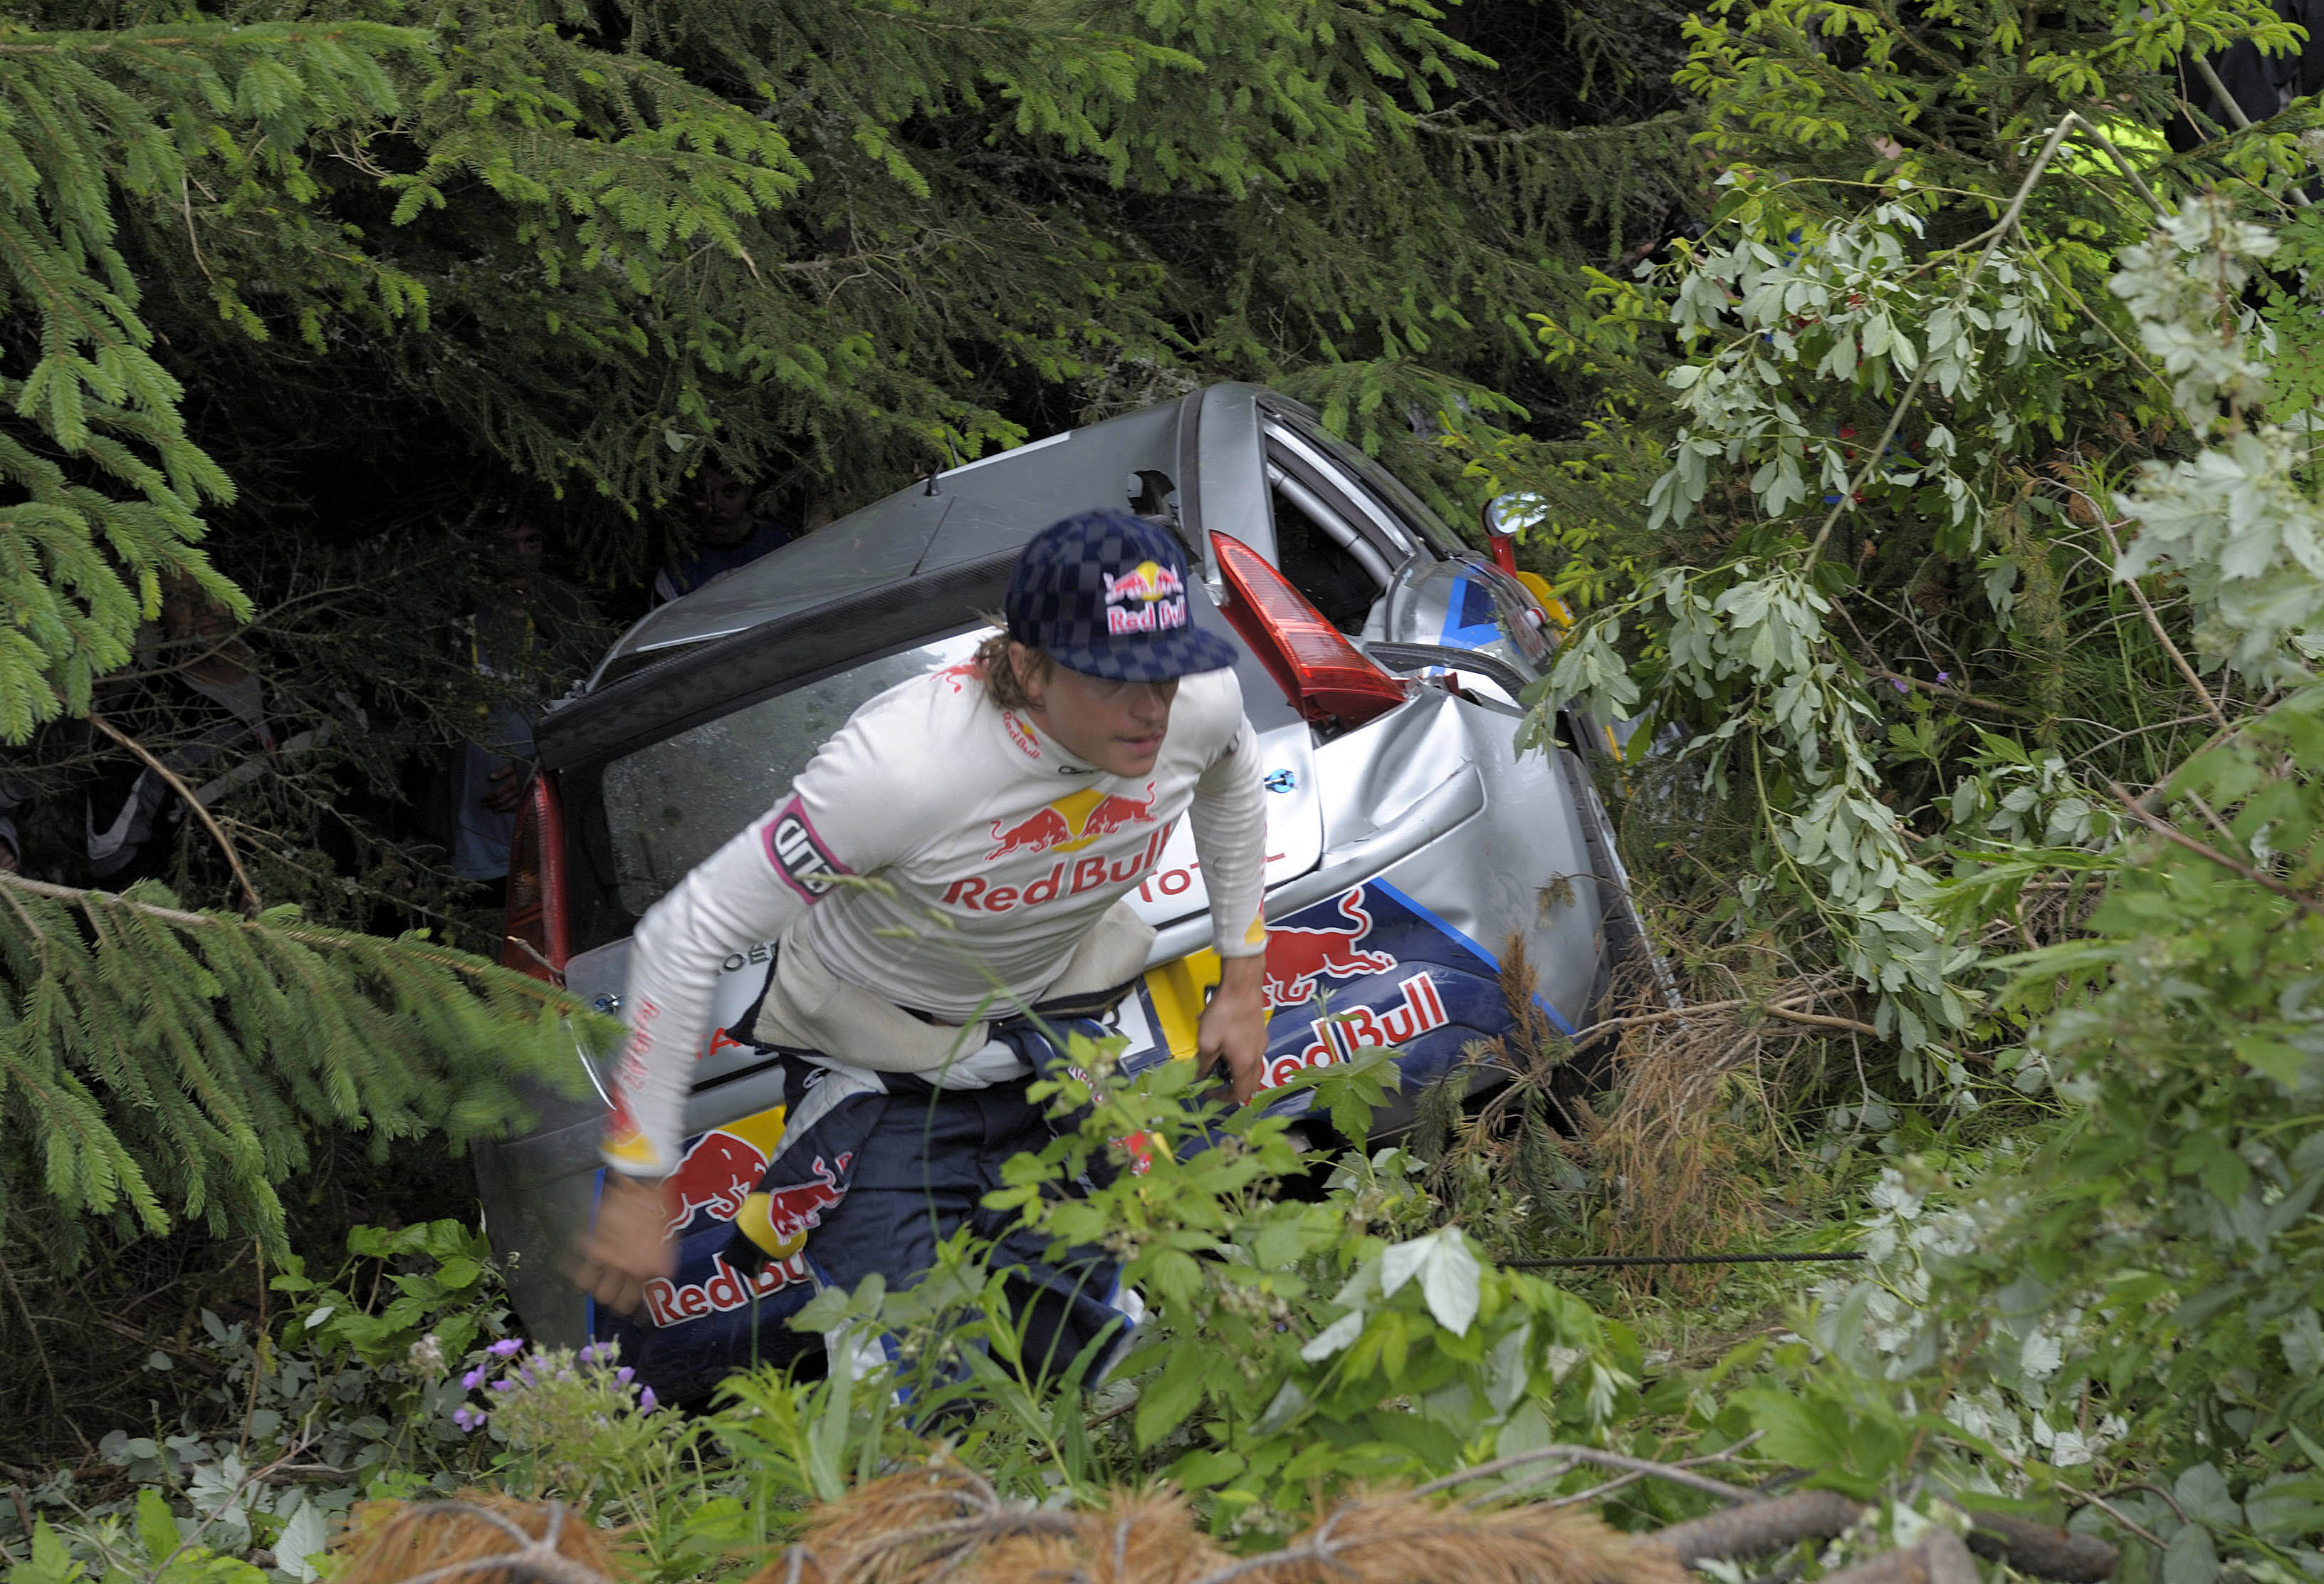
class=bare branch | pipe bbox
[88,711,262,914]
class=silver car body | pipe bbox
[474,385,1650,1395]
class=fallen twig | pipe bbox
[1650,1489,1865,1566]
[1647,1489,2118,1583]
[1409,1443,1757,1504]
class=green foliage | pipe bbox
[0,873,605,1251]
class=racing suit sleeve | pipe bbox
[600,719,907,1177]
[1189,702,1269,960]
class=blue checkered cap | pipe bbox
[1004,510,1240,681]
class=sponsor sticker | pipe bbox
[763,800,847,900]
[644,1251,809,1328]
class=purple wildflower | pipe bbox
[452,1405,487,1433]
[461,1366,486,1392]
[615,1366,634,1386]
[488,1337,525,1358]
[1890,677,1908,693]
[638,1386,659,1414]
[578,1343,604,1365]
[491,1378,518,1394]
[1935,671,1950,683]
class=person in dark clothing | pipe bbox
[451,513,609,887]
[651,464,797,605]
[2165,0,2324,151]
[84,575,281,887]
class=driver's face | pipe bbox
[694,469,755,540]
[1016,645,1179,778]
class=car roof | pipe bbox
[597,392,1193,678]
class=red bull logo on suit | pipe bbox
[643,1250,808,1328]
[662,1128,768,1236]
[985,783,1158,860]
[948,783,1170,912]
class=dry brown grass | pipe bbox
[1428,930,1855,1296]
[1584,1004,1784,1297]
[755,1465,1689,1584]
[333,1465,1693,1584]
[335,1492,622,1584]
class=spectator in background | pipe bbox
[451,510,607,893]
[2165,0,2324,150]
[651,462,797,605]
[85,573,281,886]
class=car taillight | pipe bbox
[1211,531,1408,728]
[502,771,570,983]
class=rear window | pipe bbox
[1272,410,1468,559]
[602,631,985,915]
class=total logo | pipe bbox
[1266,971,1451,1090]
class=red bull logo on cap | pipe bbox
[1104,559,1188,636]
[1262,887,1398,1006]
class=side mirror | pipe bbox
[1482,491,1550,540]
[1480,492,1549,578]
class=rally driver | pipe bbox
[574,510,1271,1373]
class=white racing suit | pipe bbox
[602,658,1267,1377]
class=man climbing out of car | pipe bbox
[572,509,1272,1380]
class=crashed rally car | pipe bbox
[473,382,1659,1400]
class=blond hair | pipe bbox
[973,622,1053,712]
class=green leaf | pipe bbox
[2163,1523,2219,1584]
[135,1490,181,1566]
[1135,1338,1208,1449]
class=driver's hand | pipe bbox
[569,1172,675,1316]
[483,762,526,814]
[1198,952,1272,1104]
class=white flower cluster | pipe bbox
[1813,1167,2125,1478]
[2113,197,2324,684]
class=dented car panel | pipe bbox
[473,382,1644,1399]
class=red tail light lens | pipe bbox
[502,771,570,983]
[1211,532,1408,729]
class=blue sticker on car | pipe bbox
[1438,572,1502,651]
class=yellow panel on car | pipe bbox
[1143,948,1223,1061]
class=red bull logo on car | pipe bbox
[1104,559,1188,635]
[1262,887,1398,1006]
[661,1108,790,1237]
[1127,880,1574,1106]
[1267,971,1451,1090]
[731,1152,852,1261]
